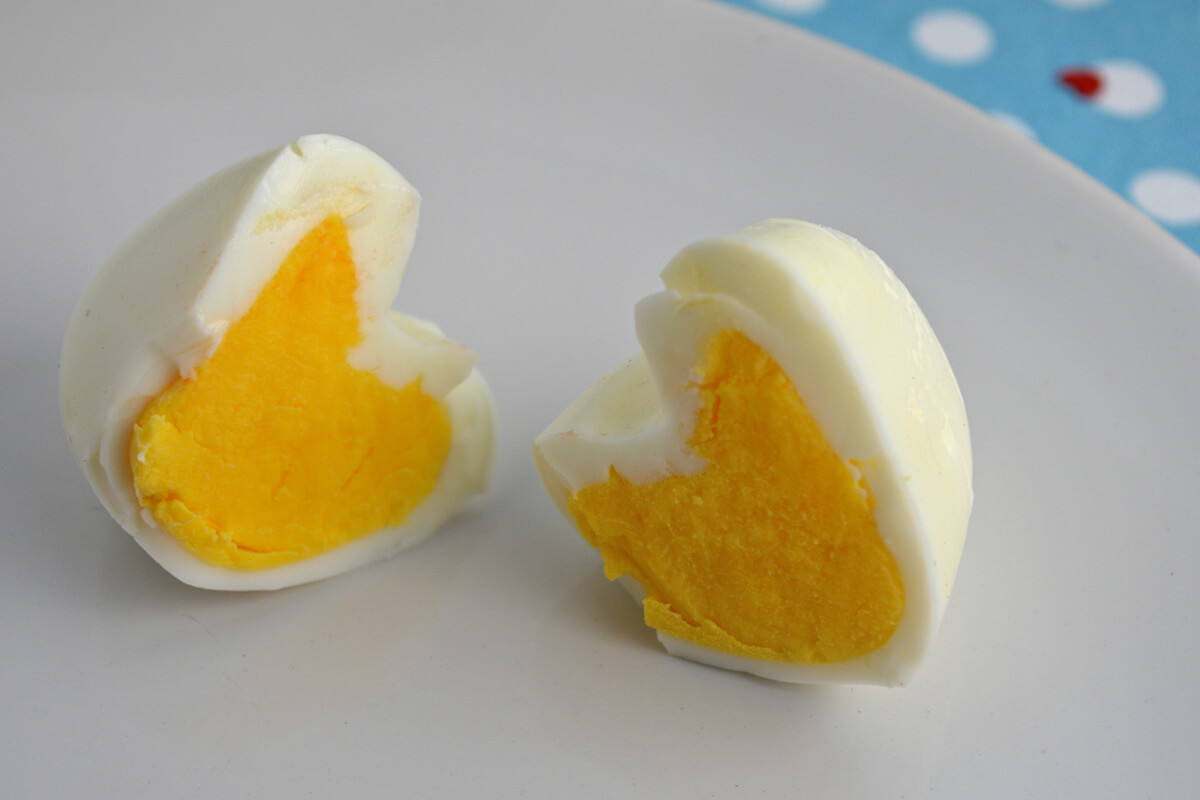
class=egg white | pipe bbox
[61,134,495,590]
[534,220,971,686]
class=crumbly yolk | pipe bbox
[567,329,903,663]
[130,215,450,570]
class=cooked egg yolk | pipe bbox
[567,329,903,663]
[130,215,450,570]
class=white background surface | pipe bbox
[3,1,1199,796]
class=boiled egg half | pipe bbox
[61,134,495,590]
[533,220,971,685]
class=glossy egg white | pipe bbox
[60,134,495,590]
[534,220,972,686]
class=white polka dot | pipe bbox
[911,10,994,66]
[989,110,1037,140]
[1094,60,1164,118]
[1131,169,1200,226]
[757,0,827,13]
[1047,0,1108,9]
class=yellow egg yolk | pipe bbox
[566,329,904,663]
[129,215,450,570]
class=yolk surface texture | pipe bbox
[130,215,450,570]
[567,329,903,663]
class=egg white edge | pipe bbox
[60,134,495,590]
[532,219,972,686]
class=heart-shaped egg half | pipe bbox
[61,134,494,590]
[534,220,971,686]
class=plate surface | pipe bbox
[2,1,1198,796]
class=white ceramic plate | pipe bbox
[3,1,1198,796]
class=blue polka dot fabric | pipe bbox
[722,0,1200,254]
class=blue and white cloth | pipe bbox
[724,0,1200,254]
